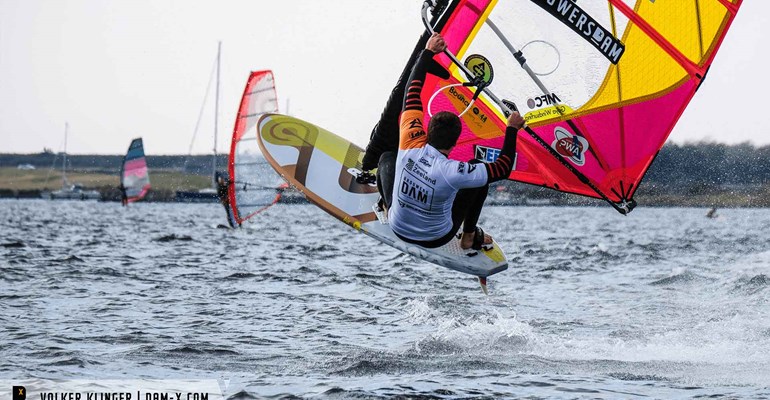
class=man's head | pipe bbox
[427,111,462,151]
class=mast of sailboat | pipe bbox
[62,122,68,188]
[212,41,221,188]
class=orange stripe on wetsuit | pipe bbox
[397,49,518,183]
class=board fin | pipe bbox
[478,276,488,295]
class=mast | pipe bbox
[62,122,68,188]
[212,41,221,188]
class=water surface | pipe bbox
[1,200,769,398]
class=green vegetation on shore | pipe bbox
[0,167,211,191]
[1,141,768,207]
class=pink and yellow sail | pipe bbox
[422,0,743,212]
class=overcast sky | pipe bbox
[0,0,767,155]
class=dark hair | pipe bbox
[427,111,462,150]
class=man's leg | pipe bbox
[376,151,397,209]
[451,184,489,233]
[453,185,493,249]
[462,184,489,234]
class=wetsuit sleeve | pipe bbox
[483,126,519,184]
[398,50,438,151]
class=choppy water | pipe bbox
[1,199,769,399]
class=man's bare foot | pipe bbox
[460,228,493,250]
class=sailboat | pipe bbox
[45,122,101,200]
[175,42,224,203]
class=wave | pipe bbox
[153,234,194,242]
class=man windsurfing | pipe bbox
[216,172,239,228]
[384,33,524,249]
[118,184,128,206]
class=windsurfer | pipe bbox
[387,33,525,250]
[216,173,238,228]
[118,184,128,206]
[706,207,718,218]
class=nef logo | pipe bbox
[527,93,561,109]
[474,145,501,163]
[552,127,589,166]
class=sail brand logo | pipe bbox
[449,86,471,108]
[531,0,625,64]
[448,87,489,123]
[527,93,562,109]
[471,62,487,80]
[552,127,589,166]
[474,145,501,163]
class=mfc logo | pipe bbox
[527,93,561,109]
[475,145,501,163]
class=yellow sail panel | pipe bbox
[634,0,733,67]
[580,19,689,114]
[697,0,735,65]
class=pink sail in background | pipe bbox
[121,138,151,203]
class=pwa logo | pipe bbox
[474,145,501,162]
[527,93,561,109]
[552,127,589,166]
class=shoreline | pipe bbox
[0,188,766,209]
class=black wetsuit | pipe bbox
[119,185,128,206]
[217,179,237,228]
